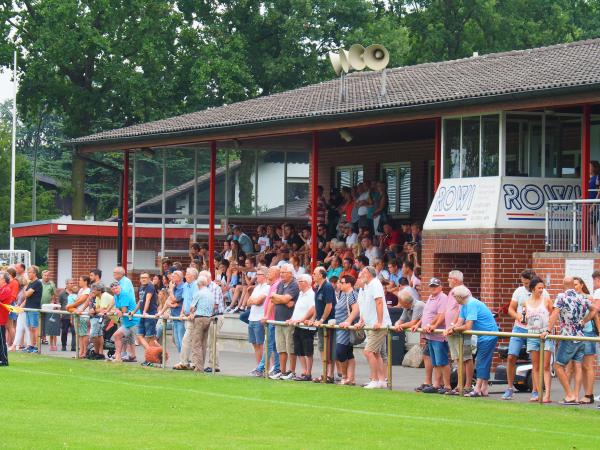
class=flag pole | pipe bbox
[9,51,17,251]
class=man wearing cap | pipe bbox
[412,277,451,394]
[88,283,114,359]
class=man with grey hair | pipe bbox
[155,270,185,352]
[288,273,316,381]
[269,263,298,380]
[444,270,474,395]
[393,289,425,331]
[189,275,213,372]
[341,266,392,389]
[174,267,199,370]
[201,270,225,373]
[112,266,134,298]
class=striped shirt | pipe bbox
[208,281,225,315]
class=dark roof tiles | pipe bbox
[72,38,600,145]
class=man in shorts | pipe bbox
[23,265,43,353]
[246,268,270,376]
[88,283,114,359]
[110,282,140,362]
[269,263,298,380]
[541,277,595,405]
[133,272,159,349]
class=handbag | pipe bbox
[345,292,366,345]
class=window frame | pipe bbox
[441,112,501,179]
[335,165,364,188]
[380,161,411,218]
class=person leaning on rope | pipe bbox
[0,272,13,366]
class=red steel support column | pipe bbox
[434,117,441,192]
[209,141,217,277]
[122,150,129,271]
[311,131,319,272]
[582,105,591,251]
[582,105,591,200]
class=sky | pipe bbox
[0,69,15,103]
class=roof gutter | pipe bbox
[71,83,600,151]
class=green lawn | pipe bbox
[2,354,600,449]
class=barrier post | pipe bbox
[538,338,545,405]
[74,315,80,358]
[322,327,328,383]
[212,317,217,375]
[37,311,43,354]
[161,317,167,369]
[458,335,464,395]
[386,329,392,390]
[264,322,269,379]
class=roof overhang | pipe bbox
[11,220,223,239]
[73,84,600,153]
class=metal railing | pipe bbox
[545,199,600,252]
[18,307,219,373]
[12,308,600,404]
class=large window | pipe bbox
[505,113,581,178]
[443,114,500,178]
[381,162,411,216]
[336,165,363,188]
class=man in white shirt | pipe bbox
[247,268,270,375]
[343,223,358,247]
[361,237,381,266]
[341,266,391,389]
[287,274,316,382]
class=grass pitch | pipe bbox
[2,354,600,449]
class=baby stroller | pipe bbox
[85,316,118,359]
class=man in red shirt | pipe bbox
[379,222,401,253]
[0,272,13,366]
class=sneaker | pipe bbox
[21,346,32,353]
[415,383,431,392]
[501,388,514,400]
[437,387,451,395]
[529,391,539,402]
[364,380,382,389]
[422,385,440,394]
[28,346,39,354]
[281,371,295,380]
[248,370,263,377]
[378,381,388,389]
[269,371,282,380]
[268,367,280,376]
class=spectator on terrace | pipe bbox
[306,185,328,227]
[340,186,354,224]
[401,260,420,291]
[58,279,76,352]
[340,257,357,280]
[255,225,271,253]
[202,270,225,374]
[89,268,102,285]
[362,237,381,266]
[335,274,359,385]
[394,289,425,332]
[255,266,281,377]
[326,257,342,281]
[283,223,304,251]
[288,274,316,382]
[290,255,306,278]
[373,181,389,235]
[22,265,43,353]
[444,286,498,398]
[379,222,400,254]
[189,275,213,372]
[234,227,254,255]
[173,268,198,370]
[88,282,114,359]
[343,223,358,247]
[156,270,185,352]
[0,272,13,365]
[221,241,233,262]
[112,266,134,298]
[355,182,373,231]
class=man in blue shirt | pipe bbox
[113,266,134,298]
[312,266,337,382]
[444,285,498,398]
[174,268,199,370]
[110,281,140,363]
[234,226,254,255]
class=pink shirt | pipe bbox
[262,279,281,321]
[444,288,461,330]
[421,291,448,342]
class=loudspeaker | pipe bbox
[364,44,390,71]
[339,49,351,73]
[348,44,366,71]
[328,51,343,76]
